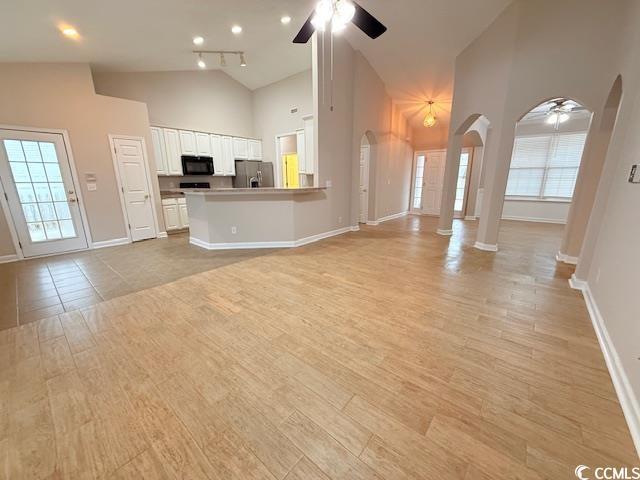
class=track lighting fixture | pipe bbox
[192,50,247,68]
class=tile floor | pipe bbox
[0,232,272,331]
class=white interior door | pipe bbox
[359,145,370,223]
[0,129,88,257]
[112,137,156,242]
[422,150,446,215]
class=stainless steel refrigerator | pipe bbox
[233,161,274,188]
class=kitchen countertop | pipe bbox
[175,187,326,196]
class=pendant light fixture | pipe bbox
[424,101,437,128]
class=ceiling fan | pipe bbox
[293,0,387,43]
[522,98,584,128]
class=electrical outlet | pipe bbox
[629,164,640,183]
[338,216,343,224]
[231,226,237,234]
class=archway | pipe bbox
[356,131,377,224]
[573,75,623,278]
[493,97,593,255]
[437,114,491,235]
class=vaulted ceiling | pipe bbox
[0,0,511,132]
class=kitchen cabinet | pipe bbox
[210,134,224,175]
[222,136,236,176]
[179,130,197,155]
[233,137,249,160]
[162,197,188,230]
[296,130,306,174]
[248,139,262,160]
[303,116,315,175]
[163,128,183,175]
[195,132,211,156]
[150,127,168,175]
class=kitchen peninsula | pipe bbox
[184,187,331,249]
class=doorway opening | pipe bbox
[275,126,314,188]
[453,148,473,218]
[359,136,370,223]
[0,128,89,258]
[503,98,592,229]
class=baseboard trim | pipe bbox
[573,280,640,457]
[350,225,360,232]
[474,241,498,252]
[157,231,168,238]
[464,216,477,221]
[0,254,19,264]
[92,237,131,249]
[501,215,566,225]
[436,228,453,236]
[569,273,587,290]
[556,251,579,265]
[366,211,408,226]
[190,226,354,251]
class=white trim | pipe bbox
[92,237,131,249]
[376,211,408,223]
[190,226,353,251]
[464,215,477,221]
[157,231,168,238]
[501,215,566,224]
[0,254,19,264]
[350,225,360,232]
[571,280,640,457]
[474,241,498,252]
[0,125,94,259]
[108,135,161,242]
[437,228,453,236]
[556,251,578,265]
[569,273,587,290]
[366,220,379,226]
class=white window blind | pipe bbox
[506,132,587,199]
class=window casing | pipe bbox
[505,132,587,200]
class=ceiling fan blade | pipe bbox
[293,13,316,44]
[351,1,387,39]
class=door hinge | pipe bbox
[3,192,7,202]
[18,241,22,250]
[121,187,124,193]
[114,147,117,154]
[128,223,131,230]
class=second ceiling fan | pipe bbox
[293,0,387,43]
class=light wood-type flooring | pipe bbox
[1,216,637,479]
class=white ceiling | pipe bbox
[344,0,512,130]
[0,0,511,122]
[0,0,314,90]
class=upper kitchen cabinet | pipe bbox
[303,116,314,175]
[195,132,211,156]
[179,130,197,155]
[248,139,262,160]
[222,136,236,176]
[210,134,224,175]
[163,128,183,175]
[233,137,249,160]
[150,127,168,175]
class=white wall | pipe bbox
[252,70,313,165]
[0,63,162,254]
[93,70,254,138]
[501,199,569,223]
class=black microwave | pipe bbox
[181,155,214,175]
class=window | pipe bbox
[412,154,425,209]
[506,132,587,199]
[454,152,470,211]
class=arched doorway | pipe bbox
[359,134,371,223]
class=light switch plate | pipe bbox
[87,183,97,191]
[629,165,640,183]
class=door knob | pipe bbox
[144,194,149,199]
[68,197,77,203]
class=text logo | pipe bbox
[576,465,590,480]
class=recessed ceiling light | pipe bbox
[281,16,292,25]
[231,25,242,34]
[60,26,79,39]
[193,36,204,46]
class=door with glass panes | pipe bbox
[0,130,88,257]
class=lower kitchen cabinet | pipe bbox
[162,197,188,231]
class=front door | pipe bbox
[0,129,88,257]
[359,145,370,223]
[112,137,156,241]
[422,149,446,215]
